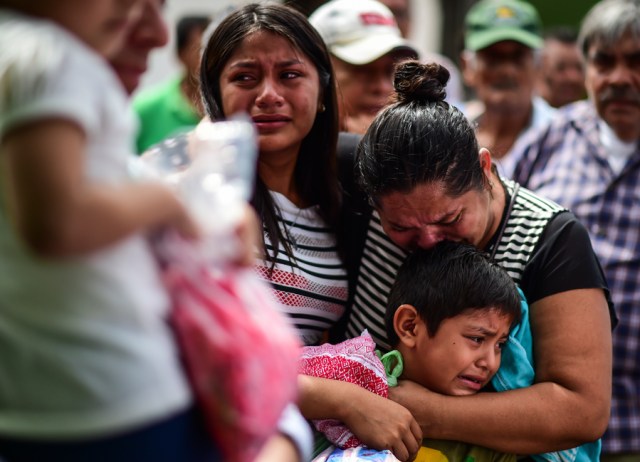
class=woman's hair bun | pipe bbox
[393,60,450,104]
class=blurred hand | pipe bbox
[163,187,202,241]
[254,433,300,462]
[232,204,260,267]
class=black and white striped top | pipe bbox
[256,192,349,346]
[346,179,566,350]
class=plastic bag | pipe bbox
[139,119,302,462]
[140,117,257,263]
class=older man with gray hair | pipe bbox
[514,1,640,460]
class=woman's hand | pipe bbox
[298,375,422,461]
[343,388,422,461]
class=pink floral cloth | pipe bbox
[299,331,388,448]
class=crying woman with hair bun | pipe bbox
[321,56,614,462]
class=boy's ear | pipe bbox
[393,304,422,348]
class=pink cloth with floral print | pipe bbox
[299,331,388,448]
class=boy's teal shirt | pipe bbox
[491,289,600,462]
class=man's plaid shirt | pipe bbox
[514,100,640,455]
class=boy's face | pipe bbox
[399,307,512,396]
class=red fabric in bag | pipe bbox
[167,264,301,462]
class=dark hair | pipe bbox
[578,0,640,58]
[356,60,485,207]
[176,15,210,54]
[543,25,578,44]
[199,3,341,266]
[385,241,521,346]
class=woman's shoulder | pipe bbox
[506,180,566,216]
[520,209,613,313]
[492,180,569,286]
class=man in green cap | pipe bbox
[461,0,556,179]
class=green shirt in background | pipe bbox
[132,75,200,154]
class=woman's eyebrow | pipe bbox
[228,58,306,70]
[275,58,306,67]
[227,60,257,70]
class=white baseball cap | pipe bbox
[309,0,418,65]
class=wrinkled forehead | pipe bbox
[581,20,640,57]
[585,30,640,61]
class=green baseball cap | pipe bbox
[465,0,543,51]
